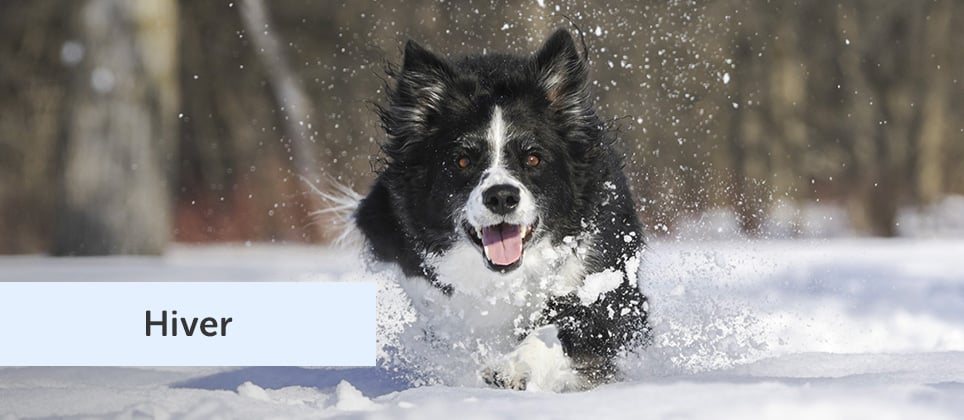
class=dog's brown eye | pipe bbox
[456,156,471,169]
[526,154,541,168]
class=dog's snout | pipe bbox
[483,184,520,215]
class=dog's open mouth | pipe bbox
[466,221,537,271]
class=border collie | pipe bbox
[354,29,649,391]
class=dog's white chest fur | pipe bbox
[389,237,592,391]
[429,238,586,303]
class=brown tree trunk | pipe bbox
[53,0,178,255]
[914,0,951,206]
[727,37,766,236]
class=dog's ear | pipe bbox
[393,40,454,122]
[532,29,588,110]
[401,40,451,78]
[379,40,455,143]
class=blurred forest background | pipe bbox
[0,0,961,255]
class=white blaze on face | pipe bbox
[486,105,508,169]
[464,106,539,268]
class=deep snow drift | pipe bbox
[1,239,963,419]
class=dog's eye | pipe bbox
[456,156,471,169]
[526,154,541,168]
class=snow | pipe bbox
[575,268,622,305]
[484,325,582,392]
[1,239,963,419]
[673,197,964,241]
[333,380,377,411]
[898,195,964,238]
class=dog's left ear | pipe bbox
[401,40,453,82]
[394,40,454,122]
[531,29,588,110]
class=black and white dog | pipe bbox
[354,29,649,391]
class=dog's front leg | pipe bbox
[481,325,585,391]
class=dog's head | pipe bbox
[377,29,605,274]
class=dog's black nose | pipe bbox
[483,184,520,215]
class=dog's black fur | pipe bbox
[355,29,649,386]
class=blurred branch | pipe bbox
[239,0,324,239]
[239,0,320,185]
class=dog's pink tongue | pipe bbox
[482,224,523,266]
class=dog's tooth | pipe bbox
[521,225,528,238]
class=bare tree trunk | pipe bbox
[914,0,951,205]
[53,0,178,255]
[838,0,918,237]
[836,2,877,236]
[727,37,766,236]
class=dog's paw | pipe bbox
[481,325,584,392]
[481,366,528,390]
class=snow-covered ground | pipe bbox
[1,239,963,419]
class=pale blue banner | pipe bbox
[0,282,375,366]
